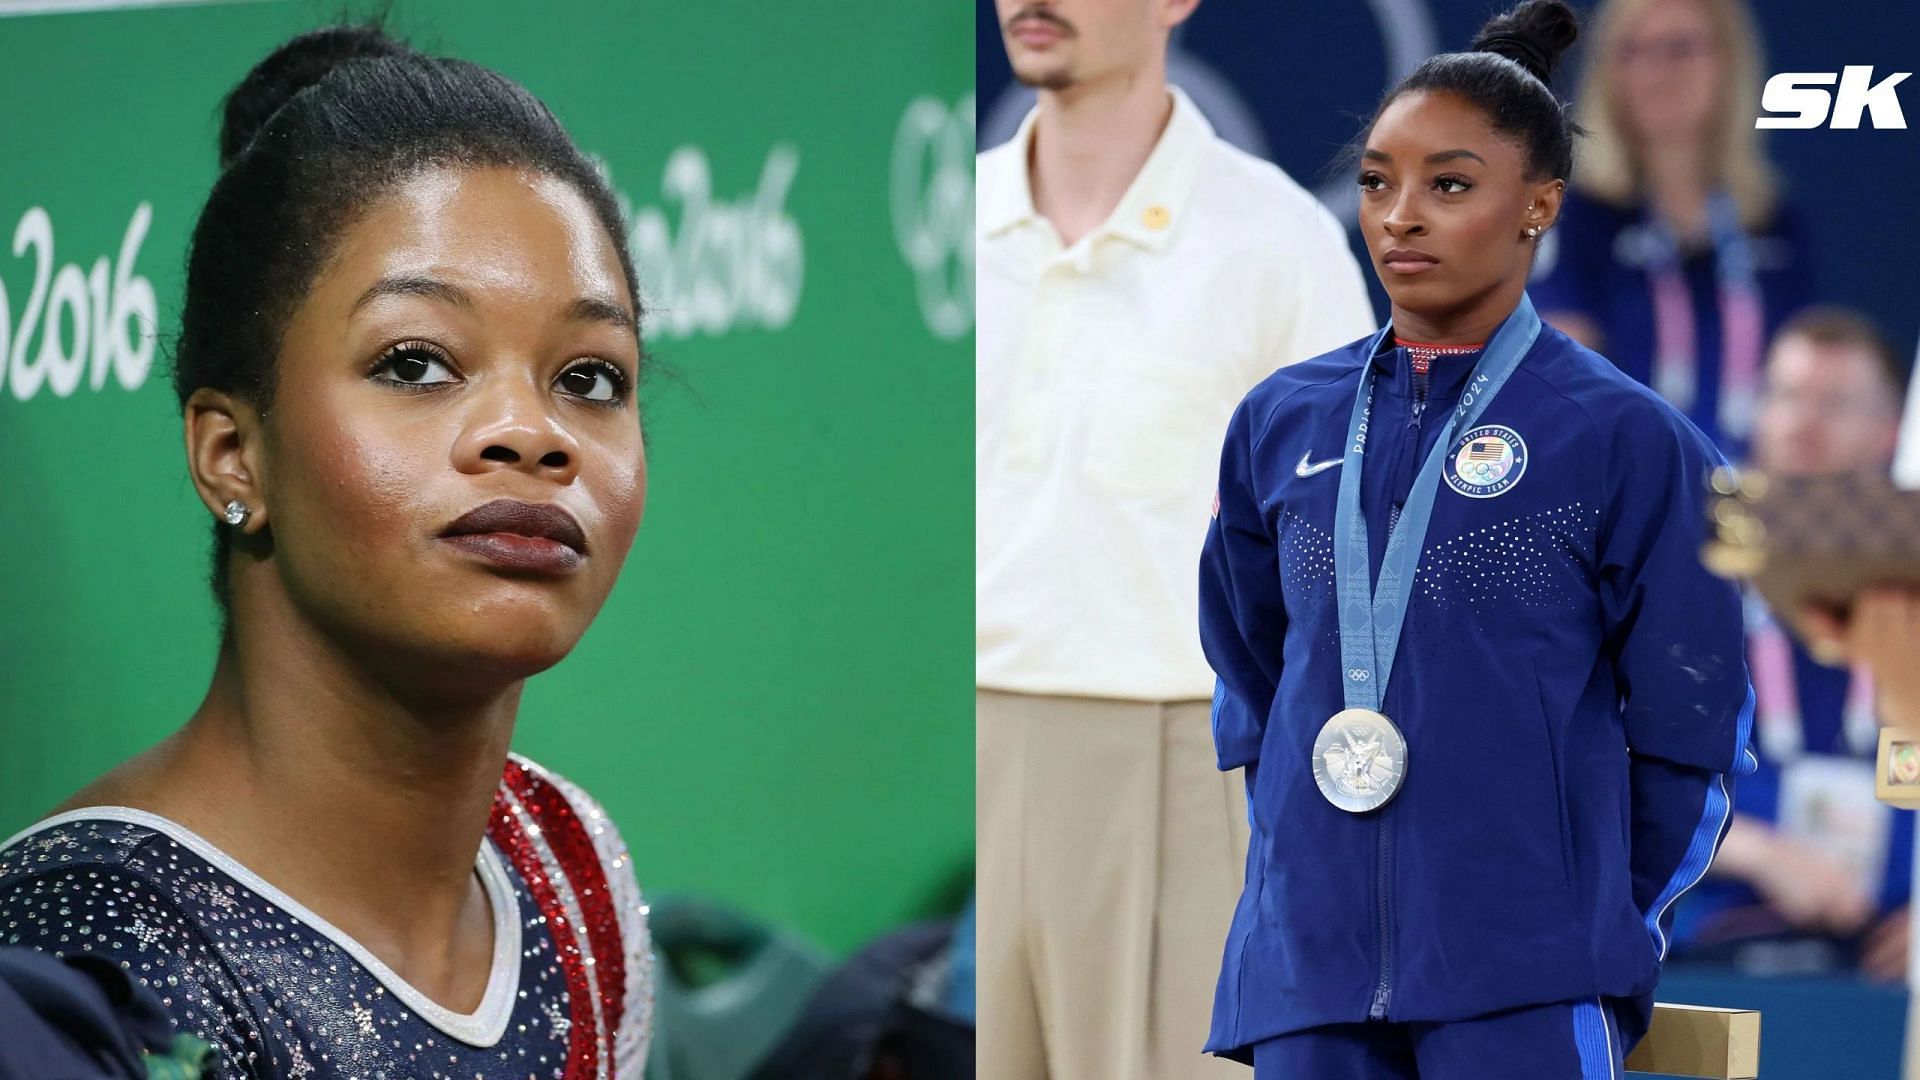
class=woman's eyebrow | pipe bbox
[350,273,473,314]
[1360,148,1487,165]
[348,276,634,333]
[567,295,636,333]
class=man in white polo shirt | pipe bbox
[977,2,1375,1077]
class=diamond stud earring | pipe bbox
[1525,226,1541,239]
[222,500,252,528]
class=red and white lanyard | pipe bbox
[1646,191,1766,444]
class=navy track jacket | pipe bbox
[1198,312,1756,1060]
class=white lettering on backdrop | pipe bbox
[890,93,974,342]
[0,203,157,402]
[620,145,804,341]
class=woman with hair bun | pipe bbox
[1199,3,1754,1075]
[0,26,653,1079]
[1531,0,1813,462]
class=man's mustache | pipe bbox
[1005,5,1076,37]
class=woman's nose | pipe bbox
[452,379,582,483]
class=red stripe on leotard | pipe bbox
[501,759,628,1043]
[488,784,601,1078]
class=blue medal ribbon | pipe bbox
[1334,292,1543,713]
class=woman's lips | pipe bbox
[1382,251,1441,275]
[439,532,583,574]
[437,498,587,574]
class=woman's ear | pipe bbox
[184,387,270,534]
[1528,178,1568,236]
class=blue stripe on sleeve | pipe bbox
[1735,682,1760,776]
[1644,684,1757,960]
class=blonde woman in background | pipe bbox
[1529,0,1813,460]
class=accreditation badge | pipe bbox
[1312,708,1408,813]
[1779,755,1890,902]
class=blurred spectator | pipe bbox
[1531,0,1812,460]
[1785,321,1920,1080]
[745,916,972,1080]
[1747,307,1903,477]
[1673,308,1910,979]
[1822,591,1920,743]
[1797,326,1920,741]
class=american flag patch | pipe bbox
[1447,424,1527,499]
[1211,490,1220,518]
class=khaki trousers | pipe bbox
[977,689,1253,1079]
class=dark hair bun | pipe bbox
[218,25,413,167]
[1472,0,1579,84]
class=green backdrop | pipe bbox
[0,0,974,956]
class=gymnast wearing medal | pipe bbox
[1199,3,1755,1076]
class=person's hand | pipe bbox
[1796,588,1920,734]
[1861,906,1910,984]
[1747,832,1875,936]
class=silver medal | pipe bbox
[1312,708,1408,813]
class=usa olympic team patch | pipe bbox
[1446,425,1527,498]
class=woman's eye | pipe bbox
[557,362,626,403]
[1435,176,1473,194]
[373,345,456,386]
[1358,173,1385,191]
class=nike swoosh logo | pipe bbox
[1296,452,1343,478]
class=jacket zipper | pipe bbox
[1384,361,1427,537]
[1371,357,1420,1023]
[1372,822,1393,1019]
